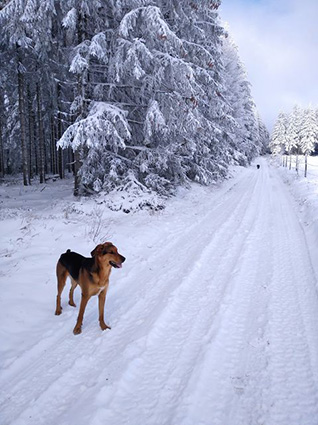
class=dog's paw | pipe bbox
[100,322,111,331]
[73,326,82,335]
[55,308,62,315]
[68,301,76,308]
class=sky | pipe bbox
[219,0,318,132]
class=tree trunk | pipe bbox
[27,83,36,180]
[73,149,81,196]
[50,113,57,175]
[304,152,308,178]
[44,134,48,175]
[58,147,64,179]
[36,82,45,183]
[57,82,64,179]
[68,147,73,173]
[72,10,88,195]
[0,92,4,178]
[34,121,39,176]
[0,113,4,178]
[17,45,29,186]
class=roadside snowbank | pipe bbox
[273,155,318,279]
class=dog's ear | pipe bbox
[91,244,103,257]
[91,242,113,257]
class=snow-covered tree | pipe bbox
[222,33,267,164]
[104,3,234,193]
[299,107,318,177]
[256,113,270,155]
[58,102,131,192]
[271,105,318,176]
[270,112,289,158]
[286,105,302,170]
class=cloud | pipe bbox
[220,0,318,131]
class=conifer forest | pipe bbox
[0,0,269,196]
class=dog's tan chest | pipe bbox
[96,285,107,296]
[91,277,109,296]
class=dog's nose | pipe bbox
[121,255,126,263]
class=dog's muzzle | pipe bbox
[110,256,125,268]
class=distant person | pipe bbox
[257,164,260,169]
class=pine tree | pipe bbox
[256,113,270,155]
[270,112,288,160]
[286,105,302,171]
[299,107,318,177]
[57,102,131,192]
[222,33,266,165]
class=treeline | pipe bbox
[0,0,269,196]
[270,105,318,177]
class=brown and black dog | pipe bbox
[55,242,125,335]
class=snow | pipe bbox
[274,154,318,280]
[1,157,318,425]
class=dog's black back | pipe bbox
[59,250,95,280]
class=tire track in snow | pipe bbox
[171,162,318,425]
[172,161,275,425]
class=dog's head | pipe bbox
[91,242,125,269]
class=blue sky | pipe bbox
[219,0,318,131]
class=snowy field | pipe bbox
[1,157,318,425]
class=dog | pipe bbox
[55,242,125,335]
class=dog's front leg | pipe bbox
[73,293,91,335]
[98,286,111,331]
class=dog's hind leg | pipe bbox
[55,261,68,315]
[69,278,77,307]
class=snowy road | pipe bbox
[1,158,318,425]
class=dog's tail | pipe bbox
[58,249,83,281]
[58,249,71,267]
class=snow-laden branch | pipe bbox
[57,102,131,152]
